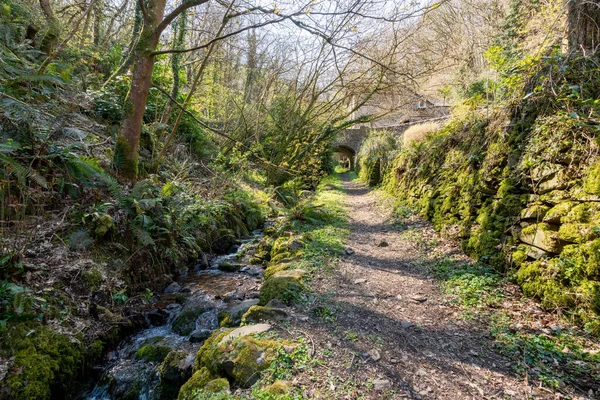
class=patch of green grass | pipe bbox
[345,330,359,342]
[432,258,505,308]
[312,303,338,322]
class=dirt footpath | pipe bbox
[286,175,573,400]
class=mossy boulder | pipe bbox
[264,262,291,279]
[194,325,281,388]
[217,299,260,327]
[136,343,172,363]
[263,380,291,394]
[178,367,213,400]
[158,351,193,400]
[218,262,242,272]
[241,305,288,324]
[259,269,306,305]
[270,236,305,260]
[3,324,90,400]
[203,378,230,393]
[518,223,565,253]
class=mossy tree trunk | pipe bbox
[113,0,209,179]
[567,0,600,54]
[39,0,60,54]
[115,16,164,178]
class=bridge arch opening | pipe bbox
[333,145,356,170]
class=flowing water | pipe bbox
[85,230,265,400]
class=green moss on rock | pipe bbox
[518,223,564,253]
[558,223,600,244]
[241,305,288,324]
[136,344,172,363]
[178,367,213,400]
[203,378,230,393]
[263,380,290,394]
[542,201,574,224]
[159,350,192,400]
[583,162,600,195]
[264,262,291,279]
[194,327,284,388]
[259,269,306,305]
[218,262,241,272]
[82,268,102,291]
[3,323,89,400]
[172,307,206,336]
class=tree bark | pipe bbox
[114,0,166,178]
[39,0,60,54]
[568,0,600,54]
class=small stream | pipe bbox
[84,230,266,400]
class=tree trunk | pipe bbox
[93,0,104,46]
[39,0,60,54]
[568,0,600,54]
[114,0,166,178]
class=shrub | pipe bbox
[402,122,440,148]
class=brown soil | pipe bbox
[279,174,593,400]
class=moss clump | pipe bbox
[178,367,213,400]
[203,378,230,393]
[249,257,262,265]
[159,351,192,400]
[558,223,600,244]
[259,270,306,306]
[263,262,291,279]
[136,344,172,363]
[195,329,284,388]
[263,380,290,394]
[82,268,102,291]
[93,213,116,238]
[270,237,305,261]
[241,305,287,324]
[172,308,205,336]
[270,251,294,264]
[218,300,260,328]
[583,162,600,195]
[113,134,138,179]
[218,262,241,272]
[562,202,598,224]
[542,201,574,224]
[3,323,89,400]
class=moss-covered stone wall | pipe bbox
[384,105,600,333]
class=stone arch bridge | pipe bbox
[332,117,448,170]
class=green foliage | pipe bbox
[358,130,398,186]
[491,316,600,390]
[433,259,505,307]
